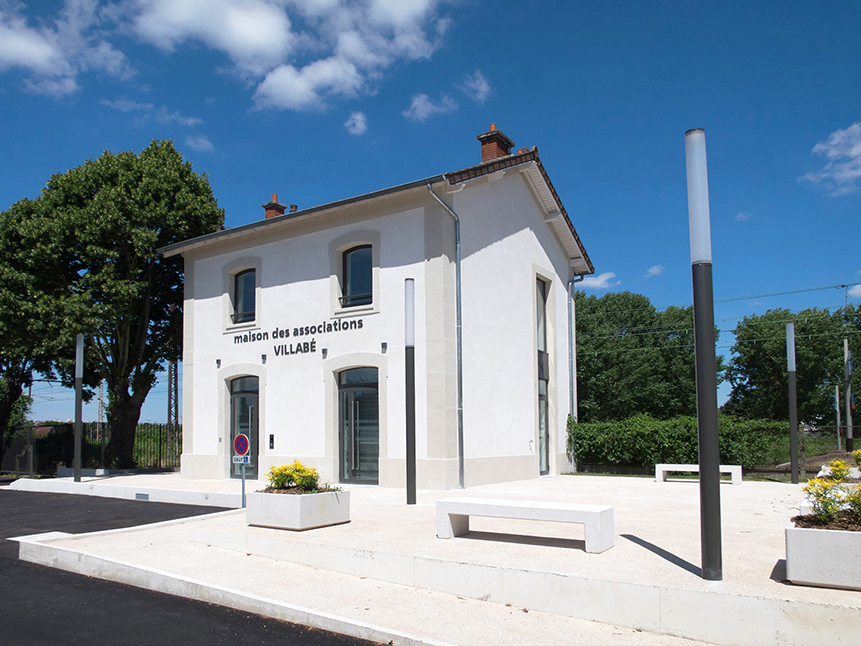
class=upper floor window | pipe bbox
[232,268,256,323]
[340,245,372,307]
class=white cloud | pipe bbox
[134,0,448,109]
[0,1,132,98]
[101,96,201,126]
[154,106,202,126]
[644,265,664,278]
[402,93,456,121]
[460,70,490,103]
[344,110,368,135]
[580,272,620,290]
[184,134,214,152]
[801,122,861,195]
[1,1,449,109]
[735,211,752,222]
[132,0,294,77]
[848,284,861,299]
[100,97,154,112]
[23,76,79,97]
[0,11,68,75]
[254,56,364,110]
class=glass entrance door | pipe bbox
[339,368,379,484]
[230,376,259,479]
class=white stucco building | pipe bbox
[161,125,593,489]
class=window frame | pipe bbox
[223,256,262,332]
[232,268,257,324]
[340,244,373,308]
[329,231,381,318]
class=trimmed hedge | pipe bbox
[567,414,788,468]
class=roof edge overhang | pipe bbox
[159,173,447,258]
[445,150,594,276]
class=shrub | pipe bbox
[828,459,851,483]
[852,449,861,467]
[803,478,843,522]
[846,486,861,522]
[267,460,320,492]
[567,414,783,468]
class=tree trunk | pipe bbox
[0,378,25,466]
[0,378,24,430]
[106,390,144,468]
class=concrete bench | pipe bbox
[655,463,742,485]
[436,497,614,553]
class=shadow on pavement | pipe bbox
[621,533,701,577]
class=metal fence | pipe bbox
[0,422,181,475]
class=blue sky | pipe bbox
[2,0,860,422]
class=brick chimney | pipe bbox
[263,193,286,219]
[477,123,515,162]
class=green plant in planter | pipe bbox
[267,460,320,492]
[847,486,861,522]
[852,449,861,467]
[803,478,843,522]
[828,458,851,482]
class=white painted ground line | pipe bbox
[14,535,452,646]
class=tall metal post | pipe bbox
[685,128,722,581]
[786,323,799,484]
[405,278,417,505]
[74,333,84,483]
[835,385,842,451]
[846,339,854,452]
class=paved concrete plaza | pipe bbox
[8,472,861,645]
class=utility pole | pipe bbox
[167,303,180,465]
[846,338,854,452]
[167,360,179,463]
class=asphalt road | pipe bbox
[0,488,380,646]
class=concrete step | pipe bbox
[192,523,860,646]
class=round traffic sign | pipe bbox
[233,433,250,456]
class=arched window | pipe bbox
[232,269,256,323]
[340,245,372,307]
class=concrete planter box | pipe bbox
[785,522,861,591]
[246,490,350,531]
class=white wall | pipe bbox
[183,207,427,484]
[452,169,572,484]
[181,170,578,488]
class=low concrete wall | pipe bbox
[9,478,240,508]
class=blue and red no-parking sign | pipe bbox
[233,434,250,456]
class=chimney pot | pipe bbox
[290,204,298,213]
[263,194,286,220]
[477,123,515,162]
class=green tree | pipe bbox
[575,291,723,422]
[725,307,858,425]
[4,140,223,466]
[0,198,69,430]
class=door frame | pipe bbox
[229,375,260,479]
[218,362,266,480]
[323,352,388,486]
[338,368,380,484]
